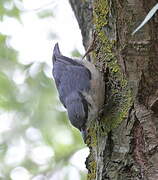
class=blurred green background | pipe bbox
[0,0,88,179]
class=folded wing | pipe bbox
[52,43,91,107]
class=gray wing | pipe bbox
[52,43,91,107]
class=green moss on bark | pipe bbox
[87,161,97,180]
[92,0,133,133]
[86,1,133,179]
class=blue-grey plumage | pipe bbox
[52,43,105,137]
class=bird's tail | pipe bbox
[52,43,61,64]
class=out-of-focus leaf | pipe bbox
[0,34,7,44]
[37,10,54,19]
[0,3,5,20]
[0,0,20,20]
[0,72,21,110]
[0,37,18,62]
[6,5,20,19]
[132,3,158,35]
[71,49,82,58]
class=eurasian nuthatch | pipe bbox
[52,43,105,138]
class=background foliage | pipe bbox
[0,0,87,179]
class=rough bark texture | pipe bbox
[69,0,158,179]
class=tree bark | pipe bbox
[69,0,158,179]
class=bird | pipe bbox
[52,43,105,139]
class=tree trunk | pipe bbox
[69,0,158,179]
